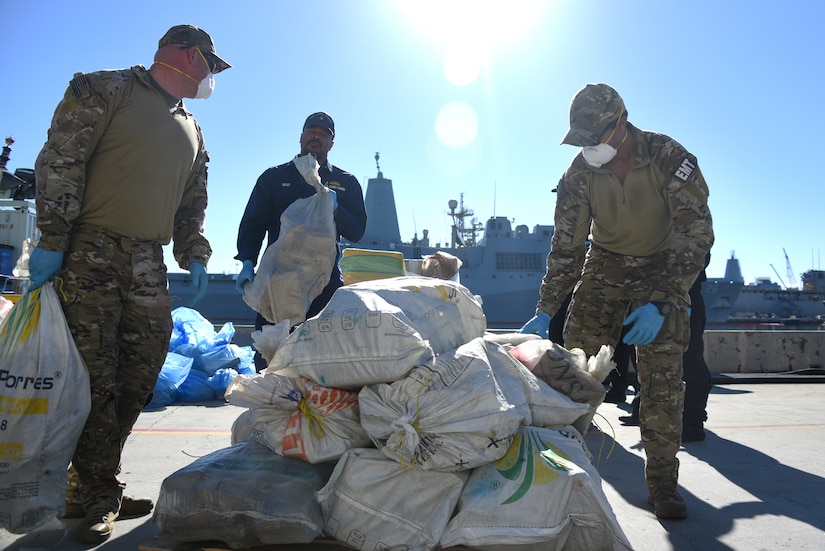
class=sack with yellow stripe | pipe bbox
[0,284,91,534]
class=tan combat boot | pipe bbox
[75,499,119,545]
[648,485,688,519]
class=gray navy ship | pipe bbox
[167,154,746,329]
[0,139,747,329]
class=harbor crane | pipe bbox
[783,248,798,288]
[769,264,787,290]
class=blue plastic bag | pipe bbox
[194,343,242,375]
[208,367,240,399]
[147,353,193,409]
[169,307,234,357]
[177,368,217,402]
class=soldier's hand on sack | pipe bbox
[28,247,64,291]
[235,260,255,296]
[518,311,551,339]
[189,262,208,306]
[622,303,665,345]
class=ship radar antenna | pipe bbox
[0,136,14,172]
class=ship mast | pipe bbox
[448,193,482,248]
[0,137,13,172]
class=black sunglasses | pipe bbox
[200,50,218,72]
[179,46,217,72]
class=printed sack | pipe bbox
[440,426,633,551]
[0,285,90,533]
[226,372,371,463]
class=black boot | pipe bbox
[619,394,640,426]
[682,421,706,442]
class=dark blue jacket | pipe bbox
[236,159,367,317]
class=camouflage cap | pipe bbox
[561,83,625,146]
[303,112,335,138]
[158,24,231,73]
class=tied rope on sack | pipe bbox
[386,371,432,470]
[298,396,354,443]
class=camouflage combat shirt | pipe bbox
[536,124,714,316]
[34,65,211,270]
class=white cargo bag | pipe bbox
[0,285,90,534]
[225,372,371,463]
[440,426,633,551]
[485,340,593,429]
[267,290,435,389]
[153,439,333,549]
[509,340,614,435]
[242,154,338,326]
[358,337,531,471]
[345,276,486,353]
[317,448,468,551]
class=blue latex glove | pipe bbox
[28,247,64,291]
[329,188,338,211]
[235,260,255,296]
[189,262,208,306]
[518,311,551,339]
[622,303,665,345]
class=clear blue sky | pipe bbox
[2,0,823,286]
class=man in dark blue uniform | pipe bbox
[235,112,367,370]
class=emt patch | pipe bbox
[674,157,695,182]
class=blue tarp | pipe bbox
[146,307,255,409]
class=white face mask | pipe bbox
[194,73,214,99]
[581,143,618,168]
[581,122,627,167]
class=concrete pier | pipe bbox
[704,330,825,373]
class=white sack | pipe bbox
[485,340,594,429]
[153,439,334,549]
[242,156,337,326]
[440,426,633,551]
[267,290,435,389]
[249,320,291,365]
[317,448,468,551]
[230,409,255,444]
[358,337,531,471]
[509,340,614,435]
[0,285,90,534]
[225,373,371,463]
[344,276,486,353]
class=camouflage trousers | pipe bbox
[563,246,690,489]
[58,225,172,507]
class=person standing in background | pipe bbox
[235,112,367,371]
[681,253,713,441]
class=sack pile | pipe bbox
[154,276,632,550]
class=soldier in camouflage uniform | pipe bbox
[28,25,230,544]
[520,83,713,519]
